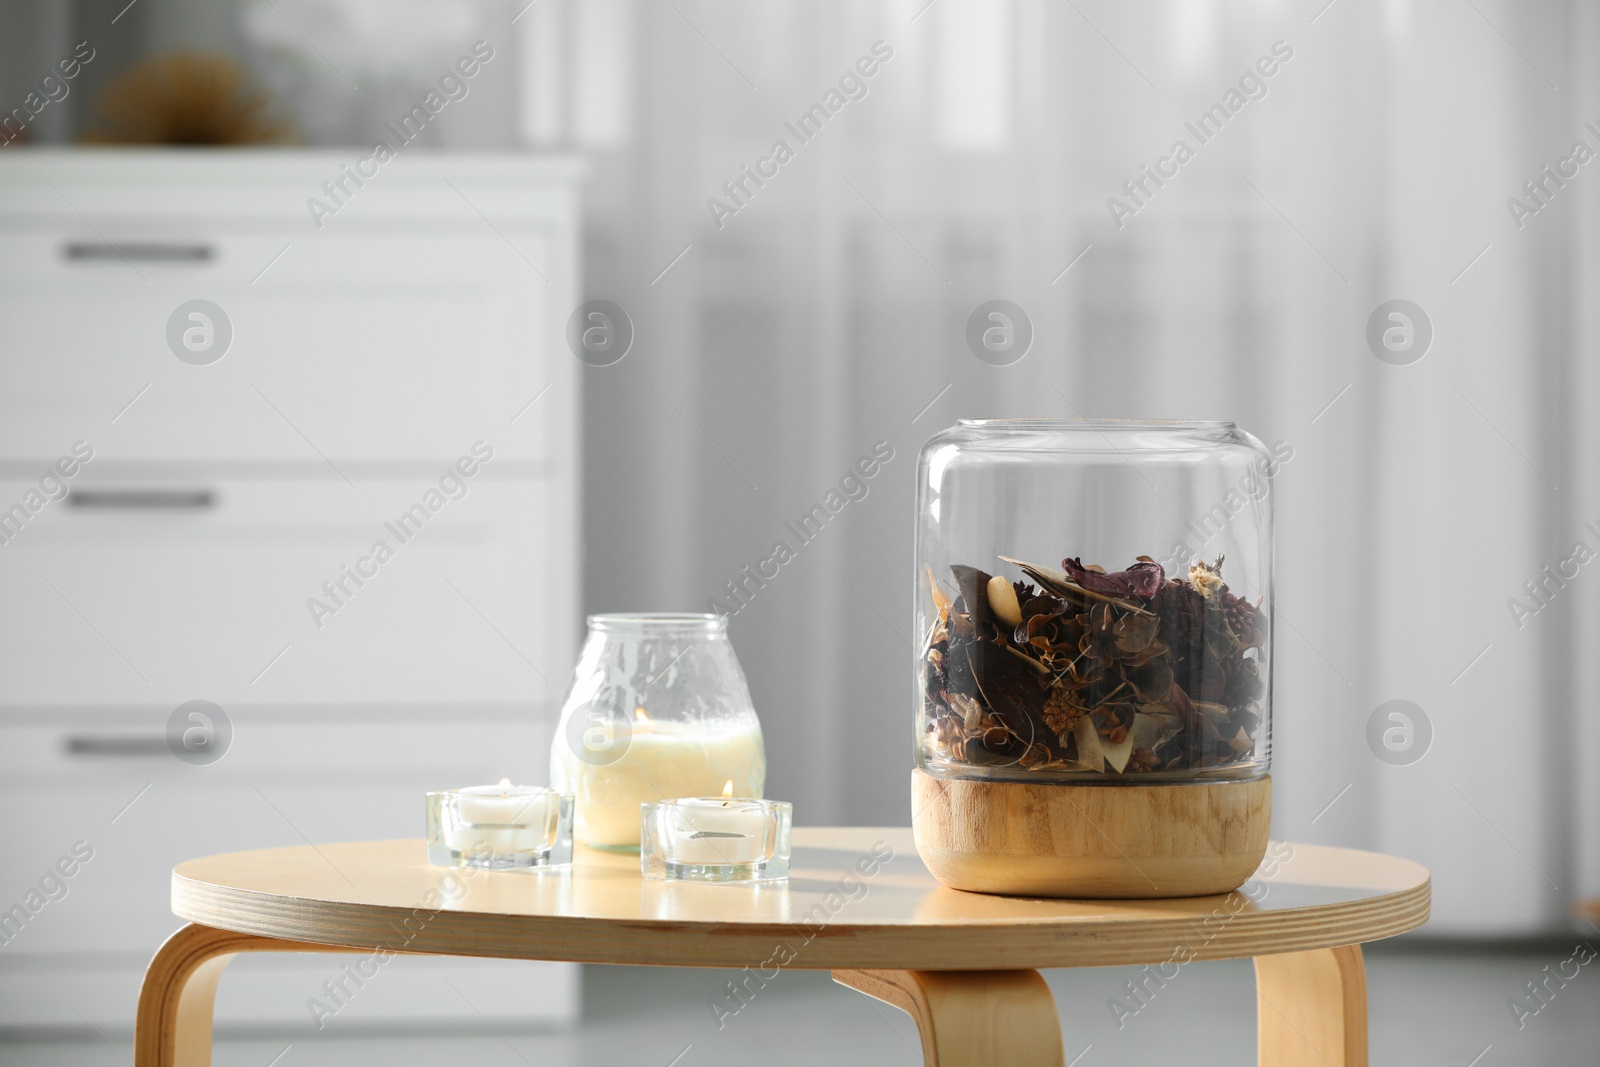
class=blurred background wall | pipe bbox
[3,0,1597,941]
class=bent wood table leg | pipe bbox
[136,922,364,1067]
[1254,944,1368,1067]
[833,969,1065,1067]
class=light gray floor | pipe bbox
[4,941,1597,1066]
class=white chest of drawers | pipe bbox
[0,150,584,1031]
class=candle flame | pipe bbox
[634,707,650,723]
[722,780,734,798]
[498,777,511,791]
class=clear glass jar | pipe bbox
[550,614,766,850]
[915,420,1276,784]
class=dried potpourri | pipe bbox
[921,553,1266,778]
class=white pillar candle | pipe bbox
[551,715,765,848]
[445,781,557,853]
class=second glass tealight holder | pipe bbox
[426,783,573,870]
[641,796,791,883]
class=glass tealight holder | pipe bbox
[640,797,791,884]
[426,783,573,870]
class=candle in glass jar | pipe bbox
[551,710,765,849]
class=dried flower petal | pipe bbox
[1063,556,1165,601]
[1187,558,1225,598]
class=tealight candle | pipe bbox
[426,780,573,870]
[449,783,555,851]
[641,784,791,883]
[665,797,770,863]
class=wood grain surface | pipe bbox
[1255,944,1369,1066]
[912,769,1272,897]
[170,828,1428,971]
[136,923,364,1067]
[834,968,1066,1066]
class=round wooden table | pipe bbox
[138,828,1428,1066]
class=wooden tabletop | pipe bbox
[171,828,1429,971]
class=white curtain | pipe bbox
[14,0,1591,936]
[516,0,1597,935]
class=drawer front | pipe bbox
[0,227,561,464]
[0,714,557,956]
[0,474,576,706]
[0,712,578,1033]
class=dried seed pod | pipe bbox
[987,574,1023,627]
[949,692,985,732]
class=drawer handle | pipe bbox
[64,735,169,757]
[68,488,215,510]
[63,241,213,263]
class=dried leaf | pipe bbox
[1113,613,1160,654]
[1102,728,1134,773]
[1129,709,1183,750]
[967,640,1046,742]
[951,565,994,628]
[1072,714,1105,772]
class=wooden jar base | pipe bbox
[912,768,1271,899]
